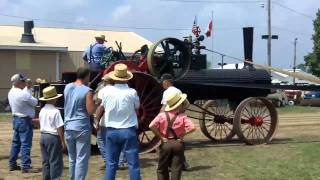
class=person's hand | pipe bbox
[62,143,67,153]
[96,121,101,131]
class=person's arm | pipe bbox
[149,113,167,143]
[23,92,38,107]
[82,47,89,61]
[95,105,105,130]
[86,91,95,115]
[57,126,67,152]
[55,111,66,152]
[149,127,167,143]
[180,115,196,140]
[133,91,140,111]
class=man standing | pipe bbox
[8,74,38,173]
[160,73,191,171]
[83,35,108,72]
[96,64,141,180]
[95,74,113,168]
[64,67,95,180]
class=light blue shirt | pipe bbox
[64,83,92,131]
[83,43,107,71]
[100,84,140,129]
[8,86,38,118]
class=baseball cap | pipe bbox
[11,74,27,82]
[160,73,174,82]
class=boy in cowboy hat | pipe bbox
[149,91,196,180]
[96,63,141,180]
[39,86,66,180]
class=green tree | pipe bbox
[296,63,307,72]
[304,9,320,77]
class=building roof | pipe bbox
[0,35,67,51]
[0,25,153,53]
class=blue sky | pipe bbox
[0,0,319,68]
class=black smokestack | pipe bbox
[20,21,36,43]
[243,27,254,70]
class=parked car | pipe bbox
[303,91,320,99]
[300,91,320,107]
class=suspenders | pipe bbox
[89,43,98,64]
[164,112,179,140]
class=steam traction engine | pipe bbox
[35,27,279,154]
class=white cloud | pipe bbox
[75,16,88,24]
[63,0,89,7]
[112,4,132,22]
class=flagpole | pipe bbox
[211,10,214,69]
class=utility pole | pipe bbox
[267,0,272,68]
[293,38,298,85]
[211,10,214,69]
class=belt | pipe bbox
[13,115,31,120]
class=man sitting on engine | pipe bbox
[83,35,108,72]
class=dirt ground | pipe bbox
[0,110,320,180]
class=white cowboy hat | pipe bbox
[165,92,188,112]
[39,86,63,101]
[108,63,133,81]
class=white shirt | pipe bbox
[100,83,140,128]
[161,86,182,105]
[23,87,33,96]
[39,104,64,135]
[8,87,38,118]
[97,86,109,127]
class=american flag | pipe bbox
[192,16,201,37]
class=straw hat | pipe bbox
[109,64,133,81]
[165,92,187,112]
[39,86,63,101]
[102,73,112,82]
[36,78,46,84]
[95,35,107,42]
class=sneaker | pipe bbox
[182,162,192,171]
[21,168,41,173]
[118,163,126,170]
[9,165,21,171]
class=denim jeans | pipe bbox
[40,133,63,180]
[65,130,91,180]
[105,127,141,180]
[97,126,106,162]
[9,116,33,170]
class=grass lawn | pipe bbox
[0,107,320,179]
[277,105,320,114]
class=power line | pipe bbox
[272,2,314,20]
[0,13,253,32]
[0,13,313,36]
[272,26,313,37]
[160,0,264,3]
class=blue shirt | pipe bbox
[100,84,140,129]
[64,83,92,131]
[83,43,107,71]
